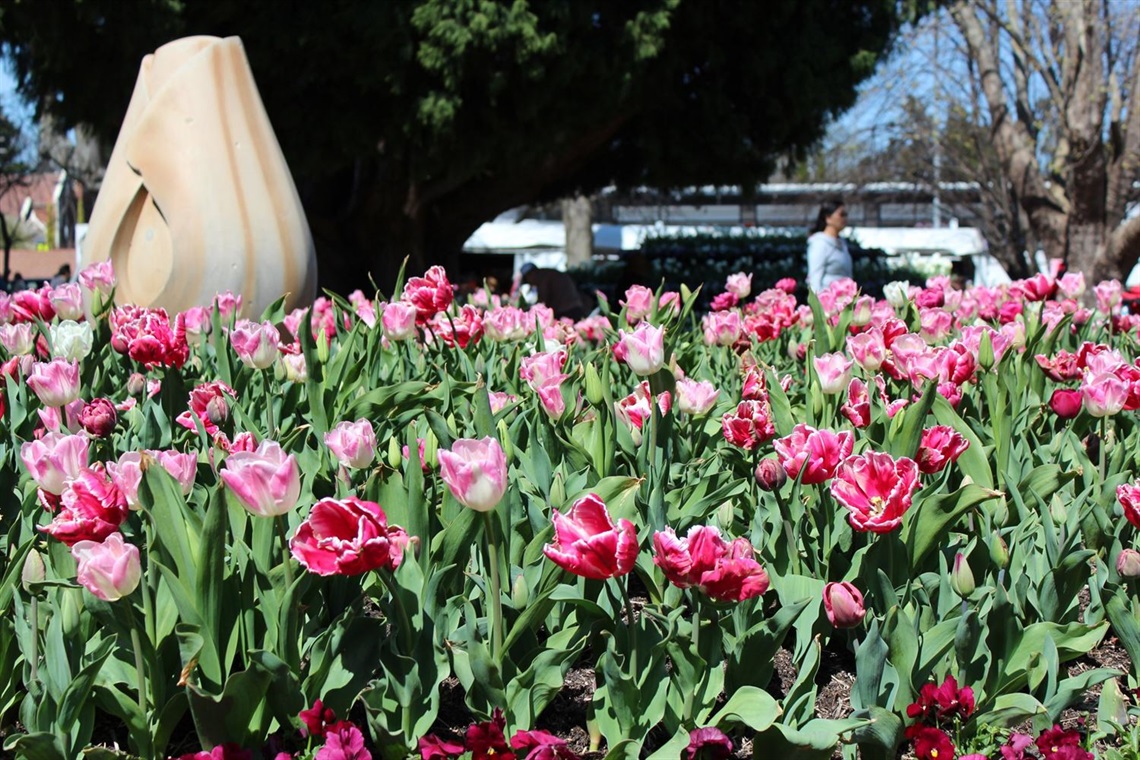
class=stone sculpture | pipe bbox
[83,36,317,318]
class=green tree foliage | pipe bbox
[1,0,909,292]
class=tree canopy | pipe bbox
[1,0,910,293]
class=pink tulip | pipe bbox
[156,450,198,495]
[70,533,141,601]
[488,391,518,415]
[381,301,418,341]
[176,381,237,436]
[616,323,665,376]
[830,451,921,534]
[27,358,81,408]
[675,378,720,416]
[0,323,34,355]
[220,441,301,517]
[773,424,854,484]
[621,285,654,323]
[20,432,89,495]
[519,350,568,390]
[1081,371,1129,417]
[850,296,874,326]
[437,437,508,512]
[107,452,144,508]
[230,319,281,369]
[840,377,871,428]
[290,496,409,576]
[823,582,865,628]
[41,465,129,546]
[916,426,970,474]
[614,382,671,443]
[403,266,454,324]
[213,291,243,323]
[281,351,308,383]
[348,290,377,328]
[181,306,213,344]
[813,352,853,394]
[653,525,769,602]
[535,376,569,418]
[78,261,115,297]
[1095,280,1122,314]
[919,308,953,344]
[325,419,378,470]
[49,282,84,321]
[702,310,742,346]
[109,306,189,369]
[725,272,752,299]
[429,303,484,349]
[710,291,739,311]
[1058,272,1085,299]
[543,493,638,580]
[484,306,529,342]
[721,400,776,450]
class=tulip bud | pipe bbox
[316,330,330,364]
[127,372,147,398]
[950,552,976,597]
[422,430,439,469]
[754,458,787,492]
[1049,389,1083,419]
[822,581,865,628]
[1117,549,1140,579]
[1050,497,1068,525]
[79,397,117,439]
[584,362,604,406]
[511,572,530,608]
[21,549,45,591]
[716,501,735,531]
[387,437,402,469]
[988,535,1009,570]
[549,474,566,509]
[205,395,229,426]
[977,331,995,372]
[496,419,513,461]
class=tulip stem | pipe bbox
[276,515,295,590]
[616,577,638,676]
[1099,416,1107,483]
[483,512,504,664]
[28,595,38,686]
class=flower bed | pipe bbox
[0,261,1137,760]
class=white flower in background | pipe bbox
[51,320,95,361]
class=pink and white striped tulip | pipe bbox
[381,301,418,341]
[71,533,141,601]
[230,320,280,369]
[812,352,853,394]
[220,441,301,517]
[675,378,720,416]
[27,358,81,408]
[325,419,378,470]
[725,272,752,299]
[617,323,665,376]
[21,432,89,495]
[437,437,508,512]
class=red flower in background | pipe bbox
[904,725,955,760]
[906,675,975,723]
[916,426,970,474]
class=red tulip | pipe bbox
[830,451,920,534]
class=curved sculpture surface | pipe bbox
[84,36,317,318]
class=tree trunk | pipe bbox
[562,195,593,269]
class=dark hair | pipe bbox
[810,198,845,235]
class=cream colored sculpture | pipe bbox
[84,36,317,318]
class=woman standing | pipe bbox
[806,199,853,292]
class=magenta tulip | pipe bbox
[544,493,638,580]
